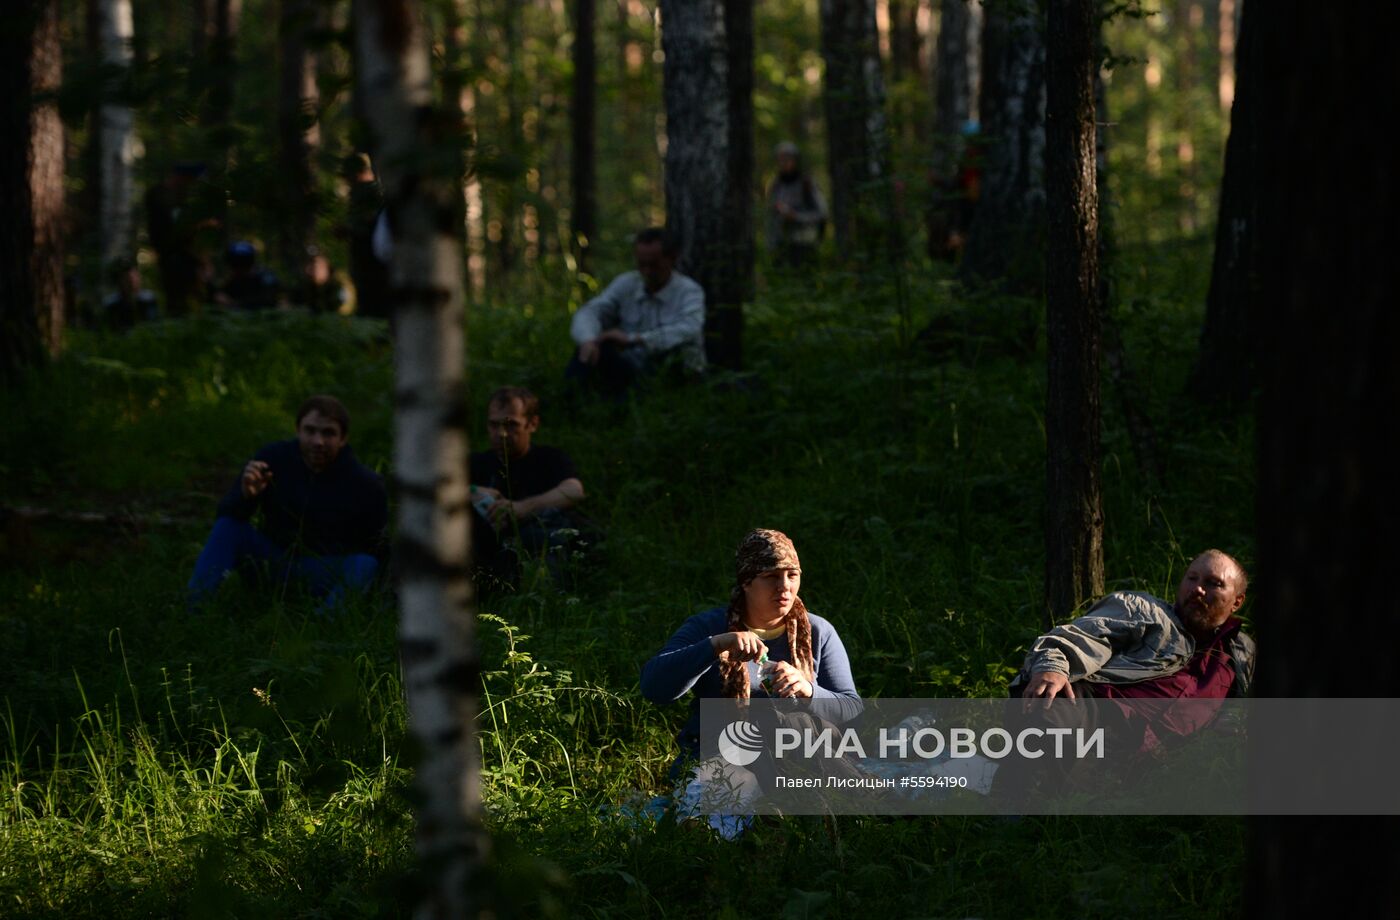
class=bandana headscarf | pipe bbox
[721,529,815,699]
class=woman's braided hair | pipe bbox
[719,529,815,699]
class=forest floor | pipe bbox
[0,241,1255,918]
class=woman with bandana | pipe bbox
[641,529,862,781]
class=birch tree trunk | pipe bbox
[1043,0,1102,627]
[278,0,321,279]
[819,0,893,254]
[1249,3,1398,913]
[353,1,484,915]
[960,0,1044,290]
[97,0,137,274]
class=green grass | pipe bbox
[0,242,1252,918]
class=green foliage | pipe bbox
[2,238,1251,914]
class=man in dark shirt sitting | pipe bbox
[188,395,387,610]
[469,386,587,589]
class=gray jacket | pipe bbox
[1022,591,1256,697]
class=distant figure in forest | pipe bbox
[469,386,591,591]
[144,162,215,315]
[765,141,828,268]
[567,228,706,396]
[295,246,349,314]
[100,257,158,332]
[187,395,387,611]
[215,241,281,310]
[925,121,983,263]
[342,153,392,319]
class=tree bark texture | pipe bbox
[29,0,66,355]
[1188,0,1256,405]
[1,4,46,381]
[960,0,1044,290]
[932,0,972,175]
[1042,0,1102,627]
[819,0,893,254]
[97,0,138,272]
[206,0,240,242]
[1248,4,1399,915]
[570,0,598,275]
[353,1,484,916]
[716,0,754,368]
[887,0,921,81]
[277,0,321,278]
[660,0,752,370]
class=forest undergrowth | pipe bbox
[0,240,1253,918]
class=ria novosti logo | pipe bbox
[718,720,765,766]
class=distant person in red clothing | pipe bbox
[1014,550,1256,705]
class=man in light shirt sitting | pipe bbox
[567,227,706,395]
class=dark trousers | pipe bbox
[188,517,378,612]
[565,341,652,398]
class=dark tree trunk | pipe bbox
[1248,5,1399,915]
[206,0,239,244]
[933,0,972,147]
[714,0,754,369]
[1188,0,1256,405]
[571,0,597,276]
[819,0,892,255]
[888,0,921,81]
[960,0,1044,291]
[353,0,485,914]
[495,0,523,276]
[1042,0,1102,627]
[192,0,213,58]
[1,3,47,381]
[277,0,320,281]
[661,0,752,371]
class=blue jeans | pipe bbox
[188,517,378,612]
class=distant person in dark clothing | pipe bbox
[295,247,349,314]
[469,386,589,589]
[343,153,392,318]
[144,162,213,315]
[925,120,983,263]
[216,241,281,310]
[765,141,827,269]
[101,257,158,332]
[188,395,387,611]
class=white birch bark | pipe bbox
[354,1,482,916]
[98,0,136,272]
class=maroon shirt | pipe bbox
[1091,616,1244,745]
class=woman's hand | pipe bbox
[710,630,767,663]
[768,661,813,699]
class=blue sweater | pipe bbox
[215,439,387,558]
[641,606,862,766]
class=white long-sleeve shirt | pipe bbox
[569,270,707,372]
